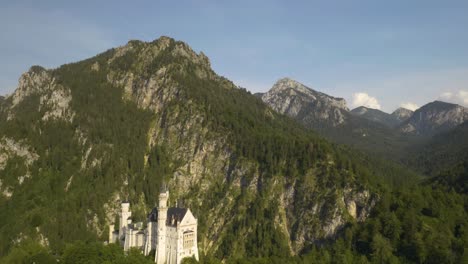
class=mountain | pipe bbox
[350,106,400,128]
[261,78,349,127]
[399,101,468,135]
[0,37,380,258]
[260,78,420,161]
[391,107,413,122]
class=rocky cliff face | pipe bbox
[350,106,400,128]
[399,101,468,135]
[261,78,349,127]
[0,37,378,257]
[6,66,74,122]
[391,107,413,122]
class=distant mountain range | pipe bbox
[259,78,468,162]
[350,106,402,128]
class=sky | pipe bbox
[1,0,468,112]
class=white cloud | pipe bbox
[334,68,468,112]
[459,90,468,105]
[440,92,453,100]
[438,90,468,106]
[351,92,381,109]
[400,102,419,111]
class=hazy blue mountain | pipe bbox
[351,106,401,128]
[399,101,467,135]
[391,107,414,122]
[259,78,421,161]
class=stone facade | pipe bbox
[110,190,199,264]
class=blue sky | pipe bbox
[1,0,468,112]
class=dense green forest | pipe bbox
[0,37,466,263]
[407,121,468,176]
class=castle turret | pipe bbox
[155,187,169,264]
[109,224,115,243]
[144,208,158,256]
[119,202,132,243]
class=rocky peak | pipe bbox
[148,36,211,68]
[106,37,224,111]
[270,77,312,94]
[391,107,413,122]
[268,78,348,110]
[399,101,468,135]
[260,78,349,127]
[5,65,74,122]
[9,66,52,108]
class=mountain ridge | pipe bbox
[259,78,420,161]
[350,106,401,128]
[399,100,468,135]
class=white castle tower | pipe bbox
[155,188,169,263]
[119,202,132,243]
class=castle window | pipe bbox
[183,231,194,249]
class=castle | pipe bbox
[109,189,199,264]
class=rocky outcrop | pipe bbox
[9,66,50,108]
[0,137,39,198]
[39,86,74,121]
[0,137,38,170]
[399,101,467,135]
[287,176,377,252]
[6,66,74,122]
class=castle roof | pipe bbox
[167,208,188,226]
[168,208,187,220]
[148,207,189,226]
[148,208,158,222]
